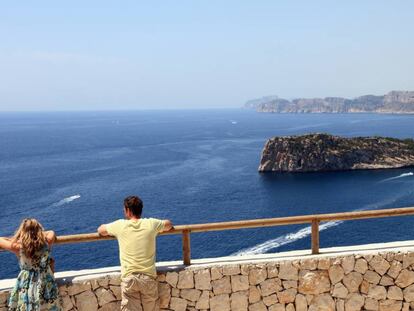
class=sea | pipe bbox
[1,110,414,279]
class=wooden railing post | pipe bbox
[182,229,191,265]
[311,219,320,254]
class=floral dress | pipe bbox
[8,245,61,311]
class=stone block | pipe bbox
[180,288,201,302]
[298,270,330,295]
[267,264,279,278]
[230,291,248,311]
[277,288,297,304]
[211,267,223,280]
[177,270,194,289]
[395,269,414,288]
[344,293,365,311]
[109,285,121,301]
[317,258,331,270]
[403,253,414,269]
[365,270,381,284]
[260,278,282,296]
[248,301,267,311]
[300,259,317,270]
[328,265,344,284]
[212,276,231,295]
[61,295,74,311]
[210,294,230,311]
[166,272,179,288]
[388,261,403,279]
[332,283,349,299]
[342,256,355,274]
[342,272,363,293]
[249,268,267,285]
[231,275,249,292]
[170,297,187,311]
[97,301,120,311]
[387,286,403,301]
[75,290,99,311]
[263,294,278,306]
[378,299,402,311]
[364,297,379,311]
[95,287,116,306]
[171,288,180,297]
[308,293,335,311]
[380,275,394,286]
[367,285,387,300]
[295,293,307,311]
[354,258,368,274]
[68,282,92,296]
[195,270,211,290]
[370,256,390,276]
[403,284,414,302]
[195,290,209,310]
[222,264,240,275]
[337,299,345,311]
[249,286,261,304]
[283,280,297,289]
[269,304,286,311]
[279,262,298,281]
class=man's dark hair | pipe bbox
[124,196,143,217]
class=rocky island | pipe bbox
[259,133,414,172]
[245,91,414,114]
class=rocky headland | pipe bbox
[259,134,414,172]
[245,91,414,114]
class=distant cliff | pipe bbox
[259,133,414,172]
[245,91,414,114]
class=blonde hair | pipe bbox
[13,218,47,259]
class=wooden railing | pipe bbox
[49,206,414,265]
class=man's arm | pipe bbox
[97,224,110,236]
[161,220,173,232]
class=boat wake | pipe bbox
[232,221,341,256]
[232,194,407,257]
[52,194,81,207]
[380,172,413,183]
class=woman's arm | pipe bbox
[44,231,57,246]
[0,237,20,254]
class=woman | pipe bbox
[0,218,61,311]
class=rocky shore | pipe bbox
[259,134,414,172]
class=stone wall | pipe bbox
[2,249,414,311]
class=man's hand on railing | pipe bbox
[161,220,173,232]
[97,225,110,237]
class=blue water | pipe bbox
[1,110,414,279]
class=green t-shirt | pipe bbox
[107,218,165,278]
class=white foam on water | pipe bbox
[379,172,413,183]
[52,194,81,207]
[232,194,408,257]
[232,220,342,256]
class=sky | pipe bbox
[0,1,414,111]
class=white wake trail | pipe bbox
[380,172,413,183]
[233,221,341,256]
[232,194,407,257]
[52,194,81,207]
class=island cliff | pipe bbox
[259,134,414,172]
[245,91,414,114]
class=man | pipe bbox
[98,196,173,311]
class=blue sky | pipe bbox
[1,1,413,111]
